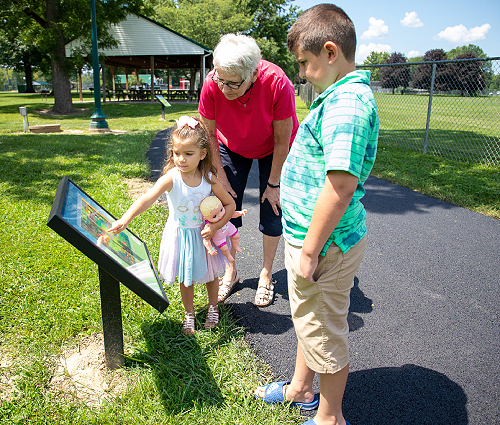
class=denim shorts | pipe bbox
[219,142,282,237]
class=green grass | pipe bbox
[373,93,500,164]
[0,92,304,424]
[0,91,498,423]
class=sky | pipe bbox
[290,0,500,63]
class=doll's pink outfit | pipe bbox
[205,220,238,248]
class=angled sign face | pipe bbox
[47,176,169,313]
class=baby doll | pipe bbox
[200,195,246,263]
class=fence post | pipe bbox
[423,63,436,154]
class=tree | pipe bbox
[145,0,253,51]
[0,0,146,114]
[447,44,487,60]
[379,52,411,94]
[362,51,390,81]
[145,0,299,80]
[244,0,299,79]
[0,8,49,93]
[412,49,453,92]
[449,52,485,96]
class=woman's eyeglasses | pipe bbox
[211,73,246,90]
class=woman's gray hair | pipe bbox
[213,34,261,81]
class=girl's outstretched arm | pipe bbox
[201,175,236,240]
[108,173,173,234]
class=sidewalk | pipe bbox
[149,129,500,424]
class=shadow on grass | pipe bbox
[343,364,468,424]
[0,132,153,205]
[126,315,225,414]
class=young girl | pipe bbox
[108,116,236,335]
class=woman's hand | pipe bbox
[218,170,237,198]
[261,186,280,215]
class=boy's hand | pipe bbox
[300,251,318,282]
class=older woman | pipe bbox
[199,34,299,307]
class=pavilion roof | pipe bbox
[65,14,212,70]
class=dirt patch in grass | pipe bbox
[123,177,167,206]
[123,177,153,199]
[48,333,129,407]
[0,351,19,402]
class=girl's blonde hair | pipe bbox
[163,116,216,184]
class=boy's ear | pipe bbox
[324,41,339,63]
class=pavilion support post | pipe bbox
[78,67,83,102]
[135,69,139,87]
[125,69,129,100]
[167,67,170,98]
[150,56,155,103]
[102,63,107,103]
[110,66,116,100]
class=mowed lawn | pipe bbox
[0,92,305,424]
[0,91,498,424]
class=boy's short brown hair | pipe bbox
[287,4,356,62]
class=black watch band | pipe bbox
[267,182,280,188]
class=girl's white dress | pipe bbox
[158,168,226,287]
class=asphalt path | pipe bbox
[149,128,500,424]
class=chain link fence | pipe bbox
[298,57,500,166]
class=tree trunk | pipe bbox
[78,67,83,102]
[23,58,36,93]
[47,0,74,114]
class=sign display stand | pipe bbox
[47,176,169,369]
[155,94,171,119]
[99,267,124,369]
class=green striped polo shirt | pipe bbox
[280,70,379,254]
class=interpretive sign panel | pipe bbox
[47,176,169,313]
[155,94,171,107]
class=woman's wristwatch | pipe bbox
[267,182,280,188]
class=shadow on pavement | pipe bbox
[343,364,468,425]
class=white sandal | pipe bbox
[204,305,219,329]
[218,272,239,302]
[254,279,275,307]
[182,311,195,335]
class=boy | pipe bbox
[254,4,378,425]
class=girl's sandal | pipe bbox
[182,311,196,335]
[218,272,239,302]
[254,278,275,307]
[204,305,219,329]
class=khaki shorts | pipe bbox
[285,236,366,374]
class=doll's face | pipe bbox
[204,204,225,223]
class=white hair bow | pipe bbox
[176,116,198,129]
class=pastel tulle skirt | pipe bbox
[157,220,226,287]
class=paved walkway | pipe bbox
[149,128,500,424]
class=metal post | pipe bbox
[89,0,109,132]
[423,63,436,154]
[19,107,29,132]
[98,266,124,369]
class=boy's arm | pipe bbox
[300,170,358,281]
